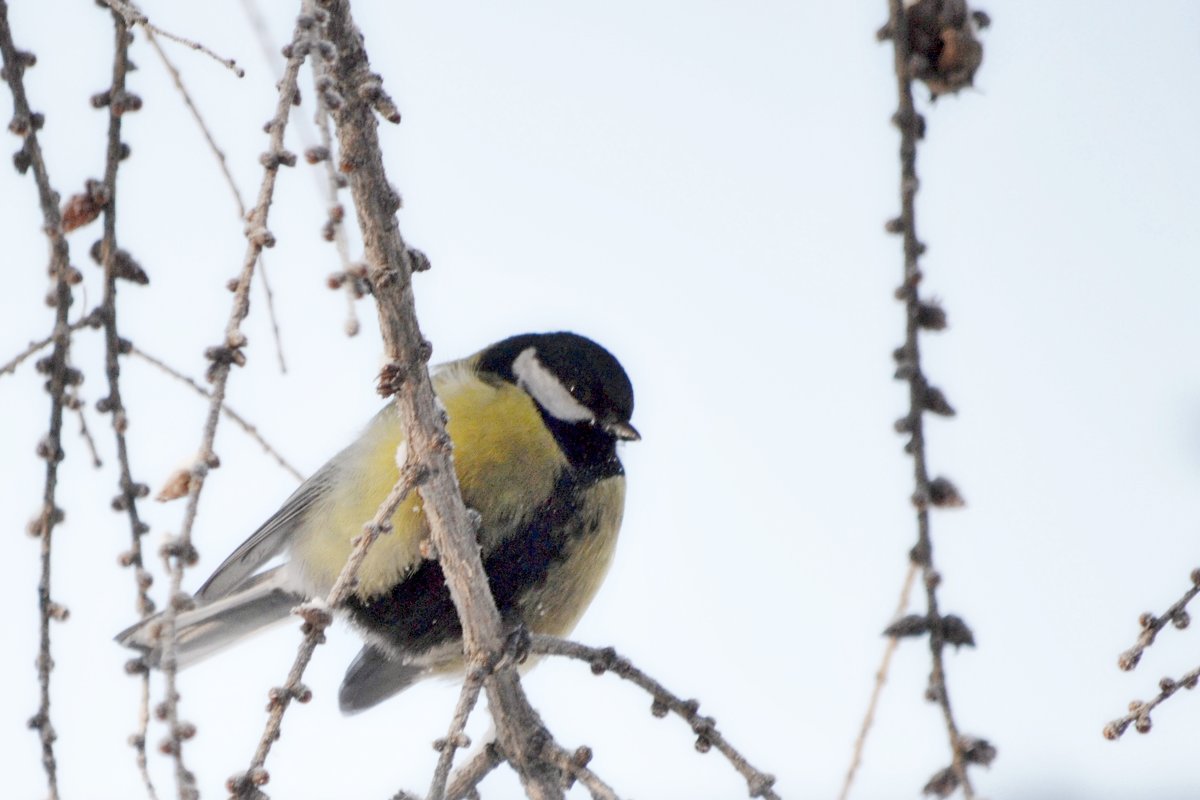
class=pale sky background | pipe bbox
[3,2,1200,799]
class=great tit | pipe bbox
[118,332,638,713]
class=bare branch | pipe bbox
[141,28,287,372]
[239,0,355,338]
[1,310,99,378]
[88,11,161,796]
[878,0,990,795]
[544,746,619,800]
[153,15,308,798]
[839,562,919,800]
[530,636,780,800]
[227,461,428,798]
[1117,569,1200,673]
[1106,568,1200,739]
[443,743,505,800]
[0,3,78,795]
[71,403,103,468]
[427,667,488,800]
[316,1,564,795]
[128,345,304,482]
[128,658,161,800]
[309,77,363,337]
[101,0,244,77]
[1105,664,1200,740]
[313,102,364,337]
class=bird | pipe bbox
[118,331,638,713]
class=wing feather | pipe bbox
[195,464,334,603]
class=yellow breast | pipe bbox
[291,363,568,598]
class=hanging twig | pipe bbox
[128,345,303,482]
[239,0,359,337]
[0,4,77,796]
[100,0,244,77]
[838,562,919,800]
[311,84,364,337]
[71,404,103,468]
[876,0,992,796]
[151,15,309,799]
[141,26,288,373]
[90,10,159,796]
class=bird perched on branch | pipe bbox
[118,332,638,713]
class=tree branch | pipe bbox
[838,562,919,800]
[0,4,77,796]
[141,25,287,372]
[91,11,158,795]
[427,667,488,800]
[316,2,565,796]
[128,345,303,482]
[1106,568,1200,740]
[878,0,991,795]
[0,310,100,378]
[228,462,428,798]
[530,636,780,799]
[153,15,309,799]
[100,0,244,76]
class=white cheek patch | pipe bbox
[512,348,594,423]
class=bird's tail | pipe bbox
[338,644,426,714]
[115,565,302,670]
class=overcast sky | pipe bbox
[3,2,1200,799]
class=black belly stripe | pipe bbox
[345,469,596,656]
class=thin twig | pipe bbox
[530,636,780,800]
[154,17,309,799]
[227,462,427,798]
[317,2,564,796]
[1105,663,1200,740]
[133,661,161,800]
[427,669,489,800]
[882,0,985,795]
[443,743,505,800]
[93,11,159,797]
[141,26,287,373]
[128,345,303,481]
[838,562,919,800]
[241,0,363,337]
[236,0,324,169]
[544,746,620,800]
[311,75,362,337]
[0,332,55,377]
[72,403,103,468]
[0,310,99,378]
[1105,568,1200,739]
[1117,569,1200,672]
[101,0,244,76]
[0,4,75,796]
[142,29,241,213]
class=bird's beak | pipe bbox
[604,420,641,441]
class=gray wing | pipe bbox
[338,645,425,714]
[195,463,335,603]
[118,565,302,669]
